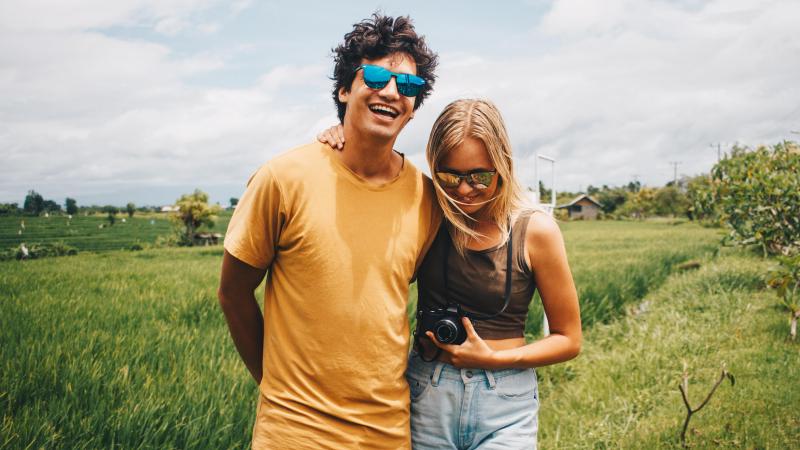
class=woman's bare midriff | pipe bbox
[417,336,527,366]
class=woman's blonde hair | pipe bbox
[426,99,528,254]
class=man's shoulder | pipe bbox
[243,142,327,189]
[254,142,328,177]
[398,157,433,188]
[268,141,327,168]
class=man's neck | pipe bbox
[338,124,403,183]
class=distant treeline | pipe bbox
[0,190,163,217]
[1,190,239,218]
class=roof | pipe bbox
[557,194,602,209]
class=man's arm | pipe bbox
[218,250,268,384]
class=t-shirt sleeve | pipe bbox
[223,164,285,270]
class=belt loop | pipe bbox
[485,370,496,389]
[431,362,444,387]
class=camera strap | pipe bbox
[443,222,513,321]
[413,222,514,363]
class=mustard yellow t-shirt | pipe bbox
[224,142,440,449]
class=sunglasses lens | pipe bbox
[396,74,425,97]
[362,65,390,89]
[469,172,495,189]
[361,65,425,97]
[435,172,461,188]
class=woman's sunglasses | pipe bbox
[356,65,426,97]
[435,170,497,190]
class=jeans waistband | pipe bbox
[407,351,534,388]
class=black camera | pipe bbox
[416,304,467,345]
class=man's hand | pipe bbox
[316,124,345,150]
[426,317,498,369]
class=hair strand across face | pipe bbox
[426,99,530,254]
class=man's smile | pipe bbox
[368,103,400,119]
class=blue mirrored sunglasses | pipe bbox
[356,64,426,97]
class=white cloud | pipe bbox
[400,0,800,191]
[1,0,798,205]
[0,1,330,204]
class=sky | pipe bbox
[1,0,799,207]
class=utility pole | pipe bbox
[669,161,681,185]
[709,143,721,162]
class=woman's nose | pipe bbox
[456,179,474,196]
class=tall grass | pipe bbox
[1,221,723,448]
[525,220,721,336]
[1,248,252,448]
[536,251,799,449]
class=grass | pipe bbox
[536,250,800,449]
[0,212,232,253]
[3,220,785,449]
[526,220,722,336]
[0,247,251,449]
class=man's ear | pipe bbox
[338,87,349,103]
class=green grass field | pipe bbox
[536,251,800,449]
[0,212,231,253]
[2,220,793,448]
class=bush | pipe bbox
[711,142,800,256]
[0,203,20,216]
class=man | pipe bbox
[218,13,439,449]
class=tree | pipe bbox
[65,198,78,215]
[42,199,61,213]
[625,180,641,193]
[126,202,136,218]
[596,187,631,214]
[711,141,800,256]
[686,175,718,223]
[0,203,19,215]
[653,185,689,217]
[104,205,118,226]
[537,181,552,201]
[230,197,239,209]
[767,254,800,339]
[23,190,44,215]
[618,187,657,219]
[175,189,222,245]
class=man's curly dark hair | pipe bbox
[332,13,438,123]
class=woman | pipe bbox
[320,99,581,449]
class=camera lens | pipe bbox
[434,319,458,344]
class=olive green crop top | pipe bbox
[416,210,538,339]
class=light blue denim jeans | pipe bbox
[406,351,539,450]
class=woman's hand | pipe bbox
[316,124,345,150]
[427,317,498,369]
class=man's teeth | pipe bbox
[369,105,399,118]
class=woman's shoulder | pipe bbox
[522,209,562,245]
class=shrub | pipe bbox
[766,254,800,339]
[711,142,800,256]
